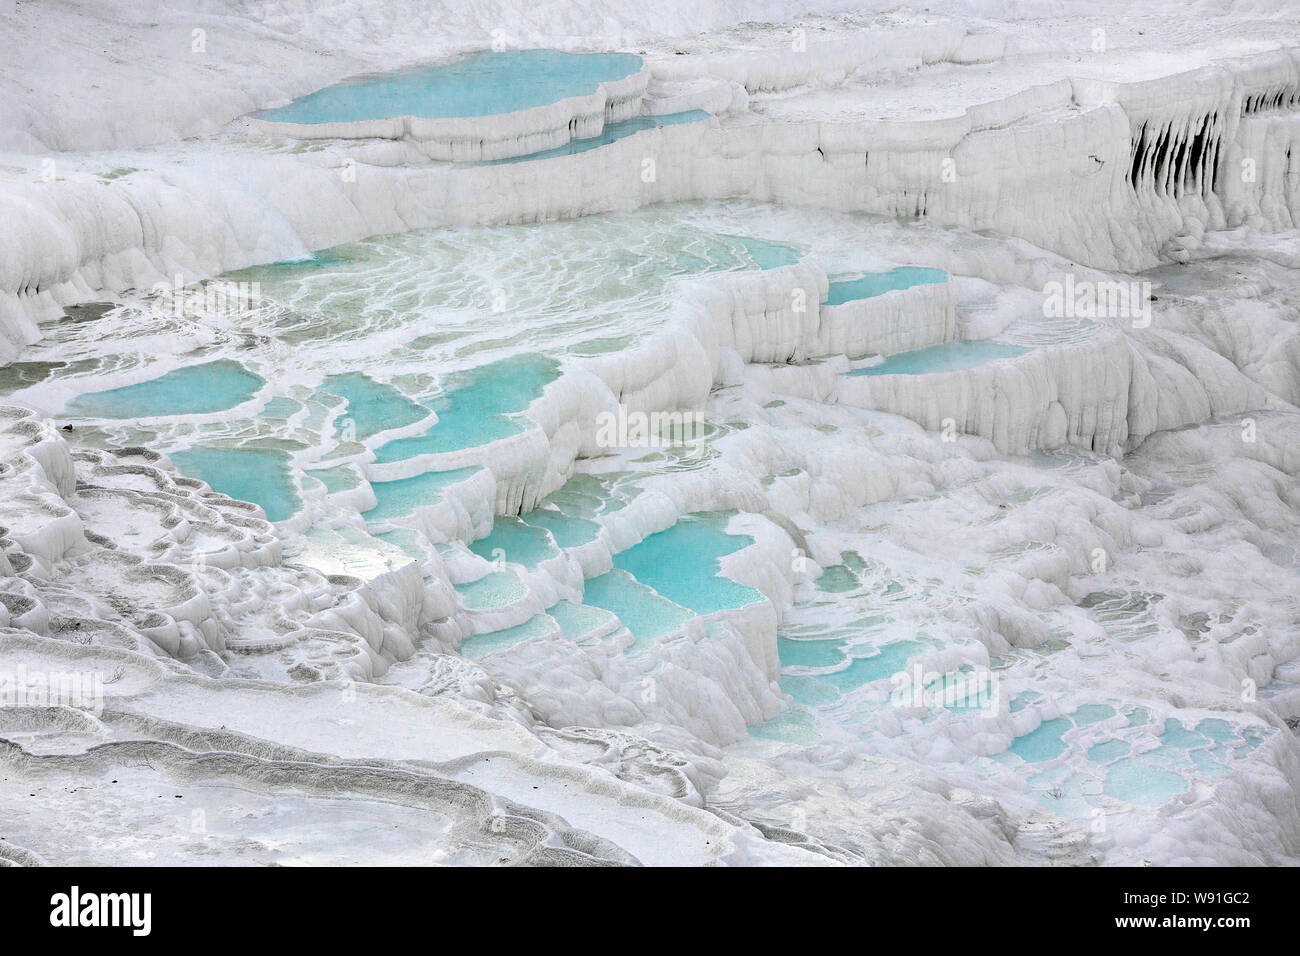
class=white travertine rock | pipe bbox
[4,0,1300,869]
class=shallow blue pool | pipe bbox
[824,267,947,305]
[364,466,481,523]
[1088,738,1130,763]
[67,360,263,419]
[456,569,529,611]
[1009,717,1071,763]
[582,569,694,647]
[306,462,360,495]
[321,372,429,441]
[1104,757,1190,809]
[822,639,927,693]
[777,635,847,669]
[612,513,763,615]
[848,341,1028,377]
[728,236,803,270]
[469,516,558,567]
[459,614,559,660]
[255,50,642,124]
[546,600,617,641]
[170,443,299,522]
[372,355,557,462]
[476,110,709,165]
[519,508,601,548]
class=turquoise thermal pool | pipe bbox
[66,359,263,419]
[546,600,617,641]
[321,372,430,441]
[849,341,1029,376]
[611,513,764,615]
[730,236,804,270]
[518,508,601,548]
[168,443,300,522]
[582,569,695,646]
[253,49,643,124]
[460,613,560,660]
[469,516,560,567]
[372,355,558,462]
[364,467,481,524]
[824,267,948,305]
[455,569,530,611]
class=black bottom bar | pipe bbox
[0,865,1280,942]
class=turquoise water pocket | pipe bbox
[849,341,1028,377]
[170,443,299,522]
[255,50,643,124]
[825,267,947,305]
[67,360,263,419]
